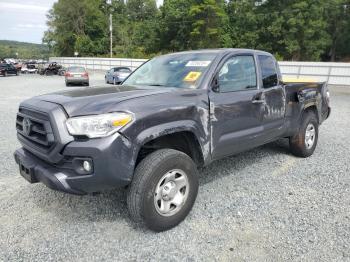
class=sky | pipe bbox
[0,0,164,44]
[0,0,57,44]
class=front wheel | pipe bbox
[127,149,199,232]
[289,111,319,157]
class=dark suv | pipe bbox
[0,63,18,76]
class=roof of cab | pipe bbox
[166,48,273,57]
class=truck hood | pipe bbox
[36,85,174,116]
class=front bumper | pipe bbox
[14,132,137,195]
[14,148,85,194]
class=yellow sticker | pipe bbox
[184,71,202,82]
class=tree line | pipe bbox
[43,0,350,61]
[0,40,51,60]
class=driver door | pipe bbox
[209,54,265,160]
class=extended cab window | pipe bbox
[258,55,278,88]
[218,55,257,92]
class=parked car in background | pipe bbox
[21,65,28,74]
[105,67,132,85]
[0,63,18,76]
[65,66,89,86]
[37,63,48,75]
[58,66,67,76]
[14,62,22,71]
[41,62,63,75]
[27,64,38,74]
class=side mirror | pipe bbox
[279,80,286,86]
[212,74,220,92]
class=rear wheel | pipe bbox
[289,111,319,157]
[127,149,199,232]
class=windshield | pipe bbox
[116,68,131,72]
[123,52,217,88]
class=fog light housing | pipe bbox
[72,158,93,175]
[83,161,92,172]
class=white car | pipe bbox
[21,64,38,74]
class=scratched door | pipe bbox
[257,55,286,141]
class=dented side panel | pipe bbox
[117,89,212,165]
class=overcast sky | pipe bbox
[0,0,164,44]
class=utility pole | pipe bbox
[110,13,113,58]
[107,0,113,58]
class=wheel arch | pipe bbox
[134,122,207,168]
[302,104,319,123]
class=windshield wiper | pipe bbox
[146,84,167,87]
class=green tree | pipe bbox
[44,0,108,56]
[324,0,350,61]
[259,0,330,60]
[159,0,195,51]
[126,0,158,21]
[43,0,350,61]
[189,0,228,49]
[225,0,261,49]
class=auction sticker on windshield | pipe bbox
[184,71,202,82]
[185,61,211,67]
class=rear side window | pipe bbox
[117,68,131,73]
[68,66,85,72]
[258,55,278,88]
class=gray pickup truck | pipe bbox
[14,49,330,231]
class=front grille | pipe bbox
[16,107,55,152]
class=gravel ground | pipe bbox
[0,74,349,261]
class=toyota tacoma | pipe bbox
[14,49,330,231]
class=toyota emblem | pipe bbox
[22,118,32,135]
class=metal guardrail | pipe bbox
[279,61,350,85]
[50,57,147,71]
[50,57,350,86]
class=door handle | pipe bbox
[252,98,265,104]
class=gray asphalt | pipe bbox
[0,74,349,261]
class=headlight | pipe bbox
[326,90,330,104]
[66,112,133,138]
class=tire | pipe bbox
[65,82,70,87]
[127,149,199,232]
[289,111,319,158]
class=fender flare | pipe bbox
[133,120,210,163]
